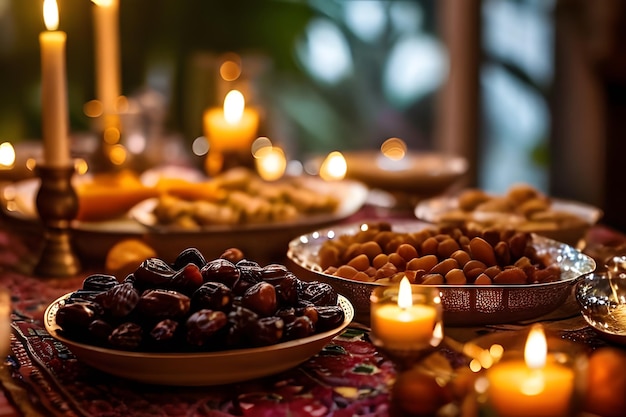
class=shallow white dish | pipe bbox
[286,221,596,326]
[415,194,603,248]
[44,293,354,386]
[1,177,368,263]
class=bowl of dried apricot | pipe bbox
[286,221,596,326]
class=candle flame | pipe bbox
[43,0,59,31]
[524,324,547,369]
[91,0,115,7]
[223,90,245,125]
[0,143,15,167]
[397,276,413,309]
[319,151,347,181]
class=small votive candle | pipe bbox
[480,325,584,417]
[370,277,442,353]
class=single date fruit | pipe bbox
[241,281,277,317]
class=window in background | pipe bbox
[480,0,555,193]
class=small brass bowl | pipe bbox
[575,272,626,345]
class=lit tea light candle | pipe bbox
[319,151,346,181]
[370,277,439,351]
[39,0,71,167]
[486,325,575,417]
[92,0,121,125]
[203,90,259,152]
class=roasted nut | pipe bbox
[469,237,497,266]
[493,267,527,284]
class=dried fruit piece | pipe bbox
[186,309,228,347]
[108,322,143,350]
[136,289,191,320]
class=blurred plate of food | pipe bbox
[414,183,603,248]
[306,150,468,209]
[0,166,369,263]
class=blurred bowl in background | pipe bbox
[415,192,603,248]
[307,150,468,209]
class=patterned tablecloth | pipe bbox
[0,215,623,417]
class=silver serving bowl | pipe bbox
[287,221,597,326]
[576,271,626,345]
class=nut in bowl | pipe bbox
[287,221,596,326]
[575,270,626,346]
[415,184,603,248]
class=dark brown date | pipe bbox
[313,305,345,331]
[96,282,140,318]
[172,247,206,270]
[108,322,143,350]
[150,319,179,343]
[298,281,338,306]
[133,258,176,288]
[274,272,299,307]
[241,281,277,317]
[82,274,119,292]
[200,258,240,288]
[136,289,191,320]
[227,306,259,346]
[170,263,204,294]
[191,282,233,312]
[232,265,263,296]
[56,301,102,332]
[220,247,244,263]
[284,315,315,341]
[186,309,228,347]
[249,316,284,347]
[88,319,113,343]
[260,264,290,284]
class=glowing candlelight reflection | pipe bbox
[0,143,16,168]
[319,151,346,181]
[255,145,286,181]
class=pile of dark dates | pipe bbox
[55,247,346,352]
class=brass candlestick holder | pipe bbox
[34,164,81,277]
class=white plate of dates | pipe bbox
[44,248,354,386]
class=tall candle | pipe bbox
[486,325,575,417]
[92,0,121,122]
[39,0,70,167]
[370,277,438,351]
[203,90,259,152]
